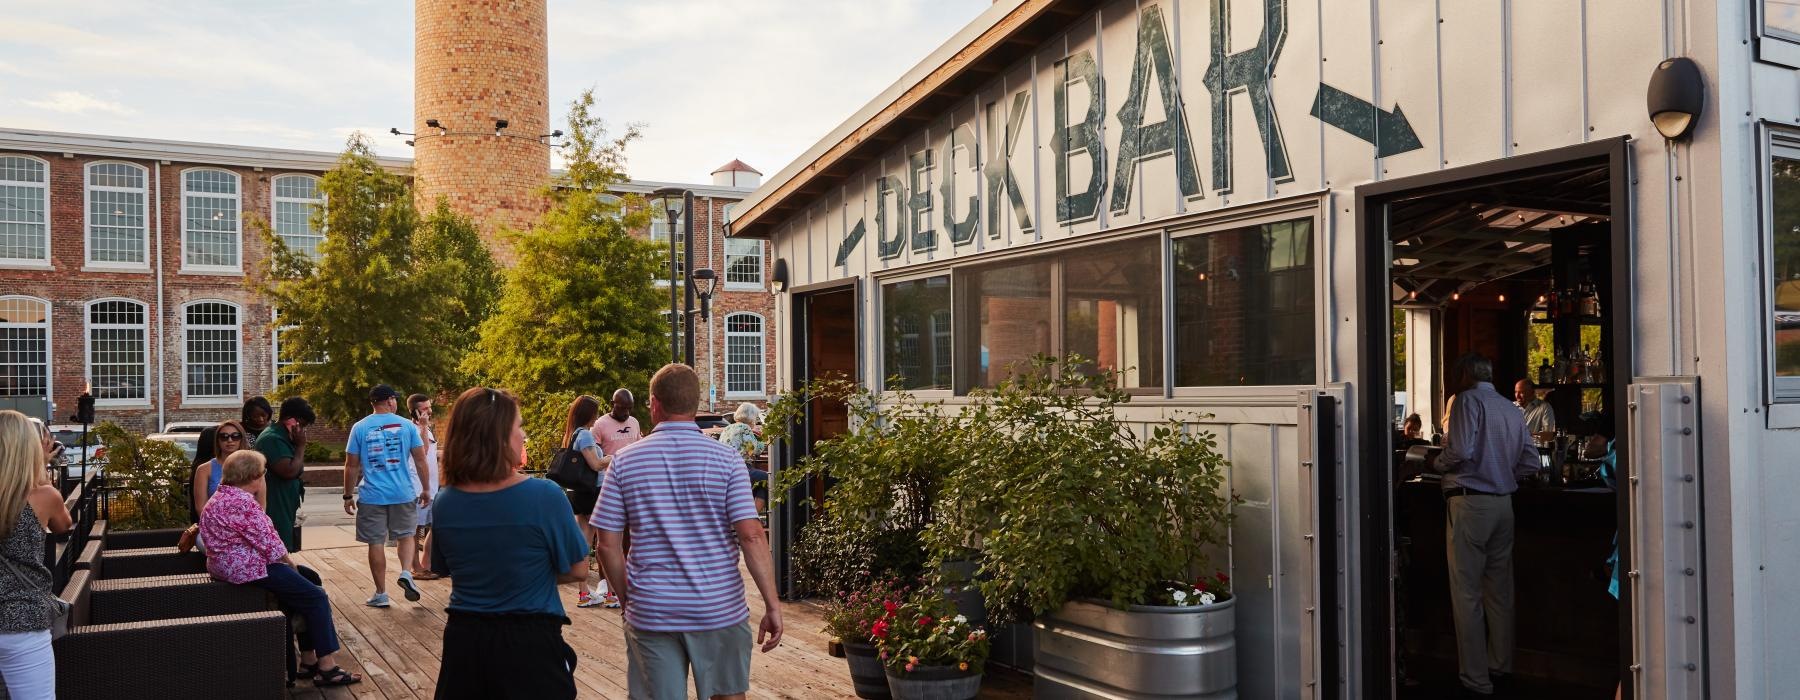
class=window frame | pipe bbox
[84,297,150,406]
[271,173,325,261]
[876,270,956,398]
[181,299,242,404]
[179,168,243,274]
[650,207,686,288]
[0,295,53,401]
[1757,0,1800,68]
[723,311,767,399]
[724,237,765,290]
[1762,126,1800,405]
[82,161,151,271]
[0,154,53,269]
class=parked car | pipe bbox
[49,424,107,468]
[160,421,217,435]
[146,432,201,465]
[695,412,729,437]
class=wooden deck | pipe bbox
[285,544,1033,699]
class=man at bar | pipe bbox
[1436,354,1543,697]
[1513,379,1557,441]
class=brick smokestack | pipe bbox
[414,0,550,263]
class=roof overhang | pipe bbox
[0,127,414,173]
[726,0,1094,239]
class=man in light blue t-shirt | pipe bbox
[343,384,431,608]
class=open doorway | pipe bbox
[1356,140,1633,699]
[773,284,858,596]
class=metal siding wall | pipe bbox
[1437,1,1506,168]
[1375,0,1442,178]
[1509,2,1587,154]
[1318,0,1378,191]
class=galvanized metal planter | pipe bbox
[1032,597,1237,699]
[885,664,983,700]
[842,641,894,699]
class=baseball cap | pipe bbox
[368,384,400,403]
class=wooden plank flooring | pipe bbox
[286,544,1034,699]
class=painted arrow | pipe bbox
[1309,83,1424,158]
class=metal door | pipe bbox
[1625,378,1706,698]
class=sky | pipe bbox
[0,0,990,184]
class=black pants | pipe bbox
[436,610,577,700]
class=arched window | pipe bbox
[183,301,240,399]
[86,162,149,267]
[0,296,50,398]
[273,174,325,260]
[724,312,765,397]
[87,299,148,403]
[182,169,242,270]
[0,156,50,265]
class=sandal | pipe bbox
[413,571,443,581]
[296,661,319,678]
[314,665,363,687]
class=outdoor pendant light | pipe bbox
[1647,57,1704,141]
[771,258,790,294]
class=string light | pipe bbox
[1452,292,1461,301]
[1498,294,1507,302]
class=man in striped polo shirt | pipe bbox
[594,364,783,699]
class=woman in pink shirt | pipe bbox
[200,451,362,687]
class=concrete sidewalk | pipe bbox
[297,485,360,550]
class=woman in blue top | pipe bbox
[190,419,248,524]
[430,387,589,700]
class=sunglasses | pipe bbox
[218,432,244,441]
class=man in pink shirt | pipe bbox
[592,389,642,470]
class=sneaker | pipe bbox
[365,592,392,608]
[603,592,620,609]
[397,572,421,602]
[577,591,603,608]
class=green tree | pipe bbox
[417,198,503,387]
[252,134,477,424]
[464,90,667,460]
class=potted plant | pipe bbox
[824,578,913,699]
[936,356,1238,697]
[876,588,990,700]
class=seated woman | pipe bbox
[189,420,248,532]
[199,450,362,687]
[717,403,769,511]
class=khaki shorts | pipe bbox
[354,501,418,544]
[624,620,751,699]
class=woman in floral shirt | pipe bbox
[200,451,362,687]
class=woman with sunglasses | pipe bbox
[192,419,251,525]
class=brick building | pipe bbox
[0,126,774,432]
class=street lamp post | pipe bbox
[652,187,688,365]
[682,190,698,365]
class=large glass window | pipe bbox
[88,299,147,402]
[183,169,241,269]
[0,297,49,398]
[273,175,325,260]
[651,208,685,285]
[725,238,764,288]
[184,301,240,398]
[1063,240,1163,387]
[1172,218,1317,386]
[0,156,49,264]
[962,259,1053,389]
[87,162,148,266]
[1771,146,1800,394]
[882,276,953,390]
[725,312,765,396]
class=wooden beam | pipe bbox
[1472,194,1610,218]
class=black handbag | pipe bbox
[547,432,595,492]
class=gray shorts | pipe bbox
[354,501,418,544]
[624,620,751,699]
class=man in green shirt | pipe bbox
[258,397,315,552]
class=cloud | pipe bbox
[23,91,136,116]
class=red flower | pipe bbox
[918,615,933,627]
[871,620,889,639]
[1216,572,1230,583]
[883,601,897,614]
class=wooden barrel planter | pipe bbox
[885,664,982,700]
[841,641,893,699]
[1032,597,1237,699]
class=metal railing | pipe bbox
[42,471,103,591]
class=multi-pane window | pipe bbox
[0,297,49,398]
[961,259,1053,389]
[1769,138,1800,398]
[87,300,147,402]
[183,169,241,269]
[184,301,240,399]
[725,313,765,396]
[651,209,685,284]
[87,163,148,266]
[1172,218,1317,386]
[882,276,952,390]
[273,175,325,260]
[274,324,299,389]
[0,156,49,263]
[725,238,764,288]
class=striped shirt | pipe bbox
[591,421,759,632]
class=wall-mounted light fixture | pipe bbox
[1647,56,1705,141]
[494,119,510,136]
[771,258,790,294]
